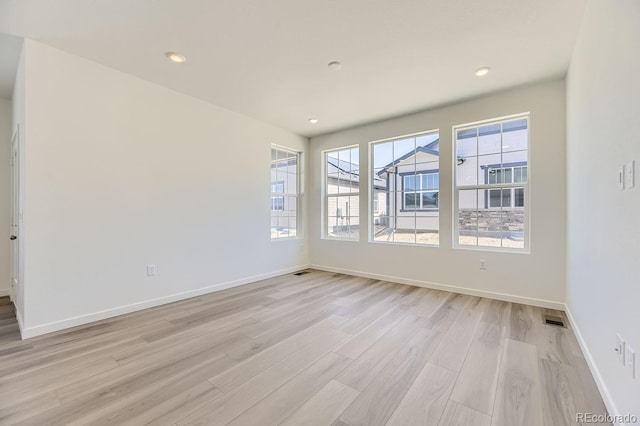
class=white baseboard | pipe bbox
[20,264,310,340]
[564,305,621,425]
[16,307,24,337]
[309,264,565,310]
[0,288,9,297]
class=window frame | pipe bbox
[368,129,440,247]
[322,145,360,241]
[270,145,301,241]
[452,113,531,253]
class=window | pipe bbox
[454,115,529,250]
[370,130,440,245]
[324,146,359,240]
[486,165,527,208]
[403,172,439,210]
[271,146,299,239]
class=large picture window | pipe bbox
[370,130,440,245]
[324,146,360,240]
[454,115,529,250]
[271,146,299,239]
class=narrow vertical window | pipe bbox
[324,146,360,240]
[271,146,299,239]
[370,130,440,245]
[454,115,529,250]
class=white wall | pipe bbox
[566,0,640,420]
[20,40,309,337]
[0,99,11,297]
[310,80,567,307]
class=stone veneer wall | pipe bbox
[459,210,525,237]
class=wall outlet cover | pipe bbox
[147,264,157,276]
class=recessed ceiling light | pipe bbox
[474,66,490,77]
[166,52,186,63]
[309,118,319,124]
[328,61,342,71]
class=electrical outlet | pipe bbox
[616,333,626,365]
[626,345,636,379]
[147,264,156,276]
[625,160,635,189]
[480,259,487,270]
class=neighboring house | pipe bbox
[375,140,440,234]
[457,119,528,240]
[376,119,528,239]
[326,156,386,235]
[270,152,299,237]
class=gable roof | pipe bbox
[327,157,357,176]
[377,139,440,176]
[327,157,386,188]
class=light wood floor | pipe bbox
[0,270,609,425]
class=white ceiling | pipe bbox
[0,0,586,137]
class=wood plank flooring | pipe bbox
[0,270,609,425]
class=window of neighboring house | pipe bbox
[370,130,440,245]
[270,182,284,210]
[271,146,300,239]
[324,146,359,240]
[403,172,439,210]
[454,114,529,251]
[486,165,527,208]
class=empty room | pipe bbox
[0,0,638,425]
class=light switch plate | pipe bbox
[618,166,625,190]
[625,160,635,189]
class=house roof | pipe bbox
[377,139,440,176]
[327,157,358,176]
[327,157,386,188]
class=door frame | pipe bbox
[10,125,20,303]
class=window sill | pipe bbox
[271,236,303,242]
[369,240,439,248]
[321,236,360,242]
[452,244,530,254]
[399,209,439,213]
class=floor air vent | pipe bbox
[293,270,310,276]
[543,315,566,328]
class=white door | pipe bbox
[10,127,20,303]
